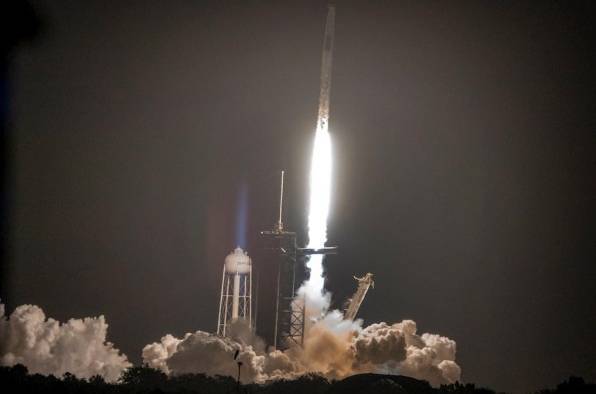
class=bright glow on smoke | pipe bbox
[0,303,130,381]
[143,317,461,386]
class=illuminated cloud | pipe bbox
[0,303,131,382]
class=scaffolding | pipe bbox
[260,172,337,350]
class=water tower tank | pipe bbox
[224,247,251,274]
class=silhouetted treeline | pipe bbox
[534,376,596,394]
[0,364,593,394]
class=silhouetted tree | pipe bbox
[1,364,594,394]
[119,364,168,389]
[439,381,496,394]
[536,376,596,394]
[89,374,106,385]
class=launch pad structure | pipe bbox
[260,220,303,349]
[261,171,337,350]
[216,5,376,350]
[344,273,374,321]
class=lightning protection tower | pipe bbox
[261,171,337,350]
[217,247,252,336]
[260,171,304,349]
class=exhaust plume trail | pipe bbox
[315,5,335,134]
[302,4,335,313]
[144,7,461,383]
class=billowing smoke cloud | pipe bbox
[143,312,460,386]
[142,320,302,383]
[0,303,130,382]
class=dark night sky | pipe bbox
[3,1,596,393]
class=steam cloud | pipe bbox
[143,311,461,386]
[0,303,130,382]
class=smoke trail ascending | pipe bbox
[299,3,336,318]
[0,303,130,381]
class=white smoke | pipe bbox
[142,320,303,383]
[143,313,460,386]
[0,303,131,382]
[142,333,184,374]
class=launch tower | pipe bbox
[260,172,305,349]
[261,172,337,349]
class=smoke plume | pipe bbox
[143,311,461,386]
[0,303,131,382]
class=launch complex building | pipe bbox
[216,5,374,350]
[216,171,373,350]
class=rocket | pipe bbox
[316,4,335,133]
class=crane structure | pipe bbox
[344,273,374,321]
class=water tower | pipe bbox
[217,247,252,336]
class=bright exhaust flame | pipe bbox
[307,124,332,250]
[302,122,332,309]
[302,3,335,312]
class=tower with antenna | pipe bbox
[260,171,304,349]
[217,247,252,336]
[261,171,337,349]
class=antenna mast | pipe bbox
[276,170,284,232]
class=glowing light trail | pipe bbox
[304,5,336,303]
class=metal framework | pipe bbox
[261,172,337,350]
[344,273,374,321]
[261,228,304,349]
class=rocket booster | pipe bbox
[316,5,335,132]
